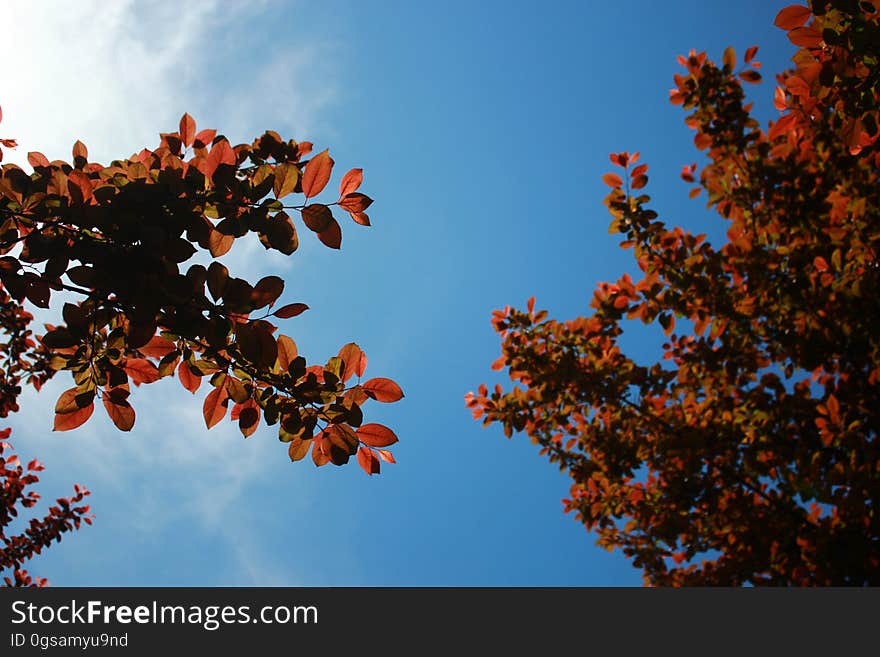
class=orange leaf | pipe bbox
[362,377,404,403]
[774,86,787,111]
[208,230,234,257]
[774,5,811,30]
[813,256,829,272]
[180,113,196,148]
[377,449,396,464]
[602,173,623,188]
[103,396,135,432]
[357,447,381,476]
[357,423,399,447]
[739,70,762,84]
[301,149,333,198]
[27,151,50,168]
[193,128,216,149]
[53,403,94,431]
[178,361,201,394]
[276,335,298,372]
[123,358,160,386]
[72,140,88,163]
[338,167,363,198]
[722,46,736,71]
[203,386,229,429]
[351,211,371,226]
[139,335,176,359]
[788,26,823,48]
[631,174,648,190]
[288,437,312,462]
[338,193,373,213]
[273,162,299,199]
[744,45,758,63]
[338,342,364,382]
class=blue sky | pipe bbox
[1,0,796,586]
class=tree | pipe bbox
[0,107,402,584]
[467,1,880,585]
[1,428,92,587]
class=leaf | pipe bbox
[123,358,161,385]
[193,129,216,149]
[251,276,285,309]
[338,168,363,197]
[357,423,399,447]
[377,449,396,464]
[324,424,360,465]
[301,204,333,233]
[139,335,177,359]
[774,86,787,111]
[276,335,298,371]
[180,113,196,148]
[288,437,312,462]
[337,343,364,382]
[774,5,812,30]
[103,396,135,432]
[317,218,342,249]
[301,149,334,198]
[273,162,299,199]
[631,174,648,190]
[207,261,229,301]
[788,26,823,48]
[362,378,404,403]
[53,403,94,431]
[312,435,330,467]
[178,361,201,394]
[27,151,50,168]
[602,173,623,188]
[739,70,762,83]
[207,140,236,175]
[273,303,309,319]
[55,387,95,414]
[338,193,373,213]
[744,45,758,63]
[351,212,371,226]
[72,140,88,163]
[238,406,260,438]
[722,46,736,71]
[357,447,381,476]
[208,230,234,257]
[203,386,229,429]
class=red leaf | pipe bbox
[788,26,823,48]
[744,46,758,63]
[288,437,311,462]
[774,5,812,30]
[813,256,829,272]
[337,342,364,382]
[774,86,787,111]
[602,173,623,188]
[53,403,94,431]
[251,275,285,309]
[103,396,135,431]
[203,386,229,429]
[357,446,381,475]
[338,193,373,213]
[363,378,404,402]
[139,335,177,359]
[377,449,396,464]
[28,151,50,168]
[317,218,342,249]
[238,406,260,438]
[276,335,298,371]
[67,170,94,203]
[739,70,762,84]
[631,174,648,190]
[301,149,333,198]
[178,361,201,394]
[301,204,333,233]
[357,423,399,447]
[123,358,160,385]
[338,168,363,198]
[180,113,196,148]
[351,212,371,226]
[273,303,309,319]
[193,128,216,149]
[72,140,88,163]
[207,140,236,175]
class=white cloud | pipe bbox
[0,0,343,585]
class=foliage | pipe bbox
[0,106,402,583]
[467,1,880,585]
[0,110,402,473]
[0,428,92,587]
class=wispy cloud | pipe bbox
[1,0,344,585]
